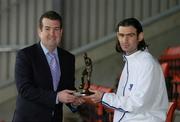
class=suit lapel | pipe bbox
[36,43,54,90]
[57,47,65,90]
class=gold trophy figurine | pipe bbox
[79,53,94,96]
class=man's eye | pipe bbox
[45,28,50,30]
[129,34,134,37]
[55,28,60,31]
[118,34,124,37]
[128,33,135,37]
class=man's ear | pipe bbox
[116,32,118,36]
[37,28,41,35]
[60,28,63,34]
[59,28,63,38]
[138,32,144,42]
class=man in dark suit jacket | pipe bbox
[12,11,83,122]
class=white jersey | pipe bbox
[102,50,168,122]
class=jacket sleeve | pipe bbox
[101,61,162,113]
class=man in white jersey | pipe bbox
[87,18,168,122]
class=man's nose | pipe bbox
[122,36,128,42]
[50,29,55,36]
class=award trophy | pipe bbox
[76,52,94,96]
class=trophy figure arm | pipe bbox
[79,76,84,89]
[80,69,87,89]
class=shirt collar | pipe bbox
[124,50,142,59]
[40,42,58,56]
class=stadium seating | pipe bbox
[166,101,177,122]
[159,45,180,109]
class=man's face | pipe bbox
[117,26,143,55]
[38,18,62,50]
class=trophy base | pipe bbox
[80,90,94,96]
[73,90,94,97]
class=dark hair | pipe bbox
[39,11,62,30]
[115,18,148,53]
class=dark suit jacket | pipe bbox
[12,43,76,122]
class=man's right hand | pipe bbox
[57,90,76,103]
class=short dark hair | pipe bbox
[39,11,62,30]
[115,18,148,53]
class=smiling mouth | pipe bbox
[122,45,129,48]
[48,38,57,42]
